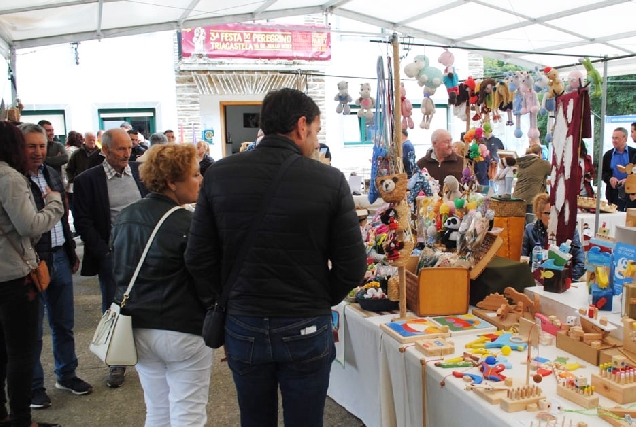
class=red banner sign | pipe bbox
[181,24,331,61]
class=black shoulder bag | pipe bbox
[202,154,299,348]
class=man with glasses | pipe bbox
[602,127,636,211]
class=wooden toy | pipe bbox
[430,313,497,336]
[591,360,636,403]
[556,376,599,408]
[598,406,636,427]
[500,385,545,412]
[556,311,621,365]
[485,333,528,351]
[504,287,540,317]
[380,318,449,344]
[414,337,455,357]
[472,384,511,404]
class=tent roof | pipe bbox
[1,0,635,74]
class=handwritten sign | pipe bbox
[181,24,330,61]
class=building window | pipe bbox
[21,109,67,142]
[98,108,156,140]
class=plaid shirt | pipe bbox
[30,164,65,248]
[102,160,132,180]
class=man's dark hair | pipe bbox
[127,129,139,136]
[260,88,320,136]
[163,129,174,134]
[37,120,52,127]
[0,121,28,175]
[631,122,636,131]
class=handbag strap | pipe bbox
[215,153,300,309]
[120,205,183,307]
[0,222,37,270]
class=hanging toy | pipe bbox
[519,71,540,140]
[579,57,603,98]
[493,80,514,125]
[507,71,524,138]
[356,83,375,120]
[334,81,352,115]
[438,49,459,105]
[400,83,414,129]
[420,87,436,129]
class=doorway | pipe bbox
[220,101,262,157]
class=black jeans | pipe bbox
[0,276,38,427]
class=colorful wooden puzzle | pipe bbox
[430,313,497,336]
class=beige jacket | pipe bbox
[0,161,64,282]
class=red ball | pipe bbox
[533,374,543,383]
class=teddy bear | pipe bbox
[334,81,352,115]
[400,83,414,129]
[438,49,459,105]
[442,175,463,203]
[356,83,375,120]
[420,87,436,129]
[544,67,564,100]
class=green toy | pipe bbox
[580,57,602,98]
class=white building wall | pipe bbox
[14,31,177,134]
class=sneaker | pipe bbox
[106,366,126,388]
[30,388,51,409]
[55,376,93,395]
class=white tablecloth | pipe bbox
[329,299,627,427]
[577,211,626,237]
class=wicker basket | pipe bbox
[490,198,526,217]
[394,201,411,231]
[387,276,399,301]
[376,173,408,203]
[577,196,618,213]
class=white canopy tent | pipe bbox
[1,0,636,73]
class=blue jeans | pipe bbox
[98,252,115,313]
[225,315,335,427]
[33,249,78,390]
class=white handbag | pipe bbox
[89,206,183,366]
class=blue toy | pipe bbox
[484,333,527,351]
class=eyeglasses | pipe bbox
[542,211,551,215]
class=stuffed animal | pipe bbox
[438,49,459,105]
[420,87,436,129]
[400,83,414,129]
[334,81,352,115]
[404,55,428,85]
[580,57,602,98]
[405,55,443,93]
[544,67,564,99]
[441,216,461,250]
[475,78,497,122]
[453,77,477,121]
[506,71,525,138]
[442,175,463,203]
[567,70,584,92]
[356,83,375,119]
[519,71,540,140]
[492,81,514,125]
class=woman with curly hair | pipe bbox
[110,143,211,426]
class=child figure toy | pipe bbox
[495,157,517,198]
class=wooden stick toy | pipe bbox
[500,385,545,412]
[555,375,599,409]
[592,357,636,404]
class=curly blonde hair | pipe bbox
[533,193,550,216]
[139,144,197,193]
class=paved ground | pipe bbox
[32,239,364,426]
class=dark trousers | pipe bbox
[225,315,335,427]
[0,277,38,427]
[607,187,627,212]
[33,249,78,391]
[97,252,115,313]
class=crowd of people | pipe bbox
[0,88,366,427]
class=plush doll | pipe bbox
[475,78,497,122]
[405,55,443,93]
[442,175,463,203]
[438,49,459,105]
[356,83,375,119]
[580,57,602,98]
[519,71,540,140]
[506,71,525,138]
[420,87,436,129]
[544,67,564,99]
[404,55,428,86]
[492,81,514,125]
[441,216,461,250]
[400,83,414,129]
[567,70,584,92]
[334,81,352,115]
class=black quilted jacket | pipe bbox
[185,135,367,317]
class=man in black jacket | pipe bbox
[185,88,366,427]
[73,128,144,388]
[20,123,93,410]
[602,127,636,211]
[39,120,68,176]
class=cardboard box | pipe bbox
[556,331,621,365]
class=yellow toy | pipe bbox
[543,67,564,99]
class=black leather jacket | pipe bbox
[112,193,205,335]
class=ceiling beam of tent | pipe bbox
[332,8,542,70]
[96,0,104,38]
[397,1,464,26]
[0,0,119,16]
[178,0,202,25]
[11,6,324,50]
[537,29,636,56]
[457,0,631,44]
[322,0,353,10]
[254,0,278,17]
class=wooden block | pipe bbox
[556,331,617,366]
[591,372,636,404]
[590,341,602,349]
[526,403,538,412]
[414,338,455,357]
[476,293,509,311]
[583,333,603,342]
[600,317,608,326]
[504,378,513,387]
[473,386,509,404]
[556,383,600,409]
[472,308,519,331]
[500,386,545,412]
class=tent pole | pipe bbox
[594,56,608,233]
[9,45,17,104]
